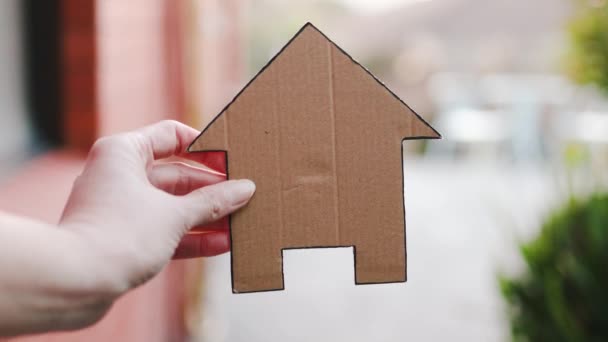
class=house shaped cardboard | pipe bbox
[188,23,440,293]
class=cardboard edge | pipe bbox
[187,22,442,154]
[187,23,443,294]
[232,245,408,294]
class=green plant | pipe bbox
[565,0,608,94]
[500,193,608,342]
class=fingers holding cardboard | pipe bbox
[180,180,255,228]
[148,162,225,196]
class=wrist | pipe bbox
[0,215,126,335]
[42,229,126,331]
[62,226,132,299]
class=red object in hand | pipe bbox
[187,150,227,175]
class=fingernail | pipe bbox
[228,179,256,206]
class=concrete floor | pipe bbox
[196,159,562,342]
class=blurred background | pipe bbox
[0,0,607,341]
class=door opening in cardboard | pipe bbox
[282,247,355,291]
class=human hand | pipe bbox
[59,120,254,291]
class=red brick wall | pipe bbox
[63,0,184,149]
[62,0,97,148]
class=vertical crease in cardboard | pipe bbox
[223,112,229,150]
[327,42,341,245]
[274,72,284,253]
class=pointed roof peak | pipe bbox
[283,22,328,51]
[302,21,318,31]
[188,22,440,152]
[298,22,331,42]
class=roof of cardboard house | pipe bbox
[188,22,439,153]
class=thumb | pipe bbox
[180,179,255,228]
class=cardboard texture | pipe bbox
[188,23,440,293]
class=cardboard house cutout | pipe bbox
[188,23,440,293]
